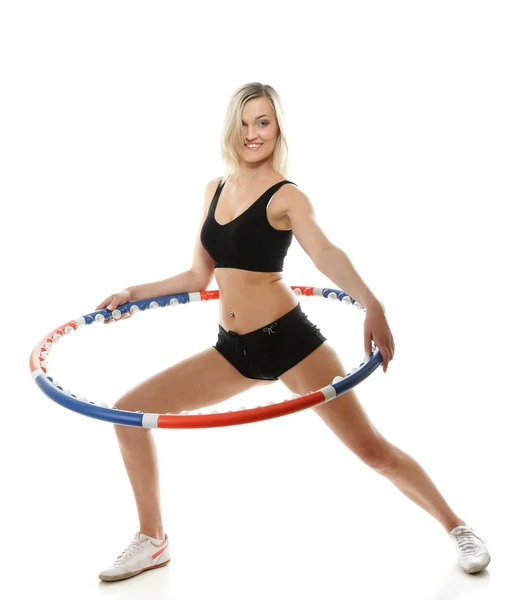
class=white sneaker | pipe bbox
[448,525,490,574]
[98,532,171,582]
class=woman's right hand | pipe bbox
[95,290,133,325]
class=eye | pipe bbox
[242,121,269,127]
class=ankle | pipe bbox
[140,529,165,541]
[445,519,467,534]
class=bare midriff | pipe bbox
[216,269,299,334]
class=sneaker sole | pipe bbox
[99,558,171,582]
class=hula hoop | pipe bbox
[29,286,382,428]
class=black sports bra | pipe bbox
[200,178,297,272]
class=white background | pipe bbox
[1,1,526,598]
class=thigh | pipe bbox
[279,342,387,457]
[114,347,271,415]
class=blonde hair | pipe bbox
[219,82,290,185]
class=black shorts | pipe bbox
[212,303,327,381]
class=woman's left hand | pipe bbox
[364,302,395,373]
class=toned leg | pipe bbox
[278,342,466,533]
[113,347,272,539]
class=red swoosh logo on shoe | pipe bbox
[151,541,168,560]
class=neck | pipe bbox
[231,167,280,187]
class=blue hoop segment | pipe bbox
[30,286,383,428]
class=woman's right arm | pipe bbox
[124,269,205,302]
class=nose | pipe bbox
[245,125,261,141]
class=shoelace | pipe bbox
[452,529,485,555]
[114,538,143,564]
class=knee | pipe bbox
[112,396,144,435]
[113,394,140,413]
[358,441,400,473]
[113,397,127,412]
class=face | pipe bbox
[239,97,280,162]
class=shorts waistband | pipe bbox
[220,302,302,341]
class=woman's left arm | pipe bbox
[315,246,395,373]
[284,187,395,373]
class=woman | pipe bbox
[96,83,490,582]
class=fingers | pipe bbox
[375,345,387,372]
[96,292,132,325]
[365,322,395,374]
[381,338,396,373]
[96,295,116,324]
[104,312,131,325]
[389,333,395,362]
[364,330,390,372]
[374,336,394,373]
[364,328,372,357]
[95,296,112,311]
[95,294,116,311]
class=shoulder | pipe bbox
[277,183,334,262]
[272,181,312,223]
[201,177,223,211]
[208,176,223,193]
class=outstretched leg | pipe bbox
[278,342,466,533]
[112,346,271,539]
